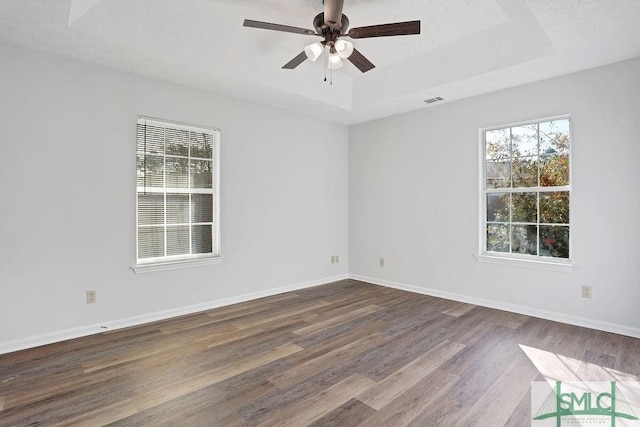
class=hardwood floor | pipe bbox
[0,279,638,426]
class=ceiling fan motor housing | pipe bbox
[313,13,349,45]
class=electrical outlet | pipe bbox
[380,258,385,267]
[335,255,339,263]
[582,285,592,299]
[86,290,97,304]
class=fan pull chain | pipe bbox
[324,45,328,82]
[320,45,334,85]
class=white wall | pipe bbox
[0,42,349,349]
[2,41,639,352]
[349,57,640,336]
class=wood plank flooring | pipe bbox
[0,279,639,426]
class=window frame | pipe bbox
[477,114,573,270]
[132,116,222,274]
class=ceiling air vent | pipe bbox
[424,97,444,104]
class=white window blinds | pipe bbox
[136,117,220,264]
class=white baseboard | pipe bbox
[0,274,349,355]
[349,274,640,339]
[3,272,637,355]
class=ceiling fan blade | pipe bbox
[323,0,344,29]
[348,20,421,39]
[348,48,375,73]
[243,19,317,36]
[282,52,308,69]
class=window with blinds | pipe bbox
[136,117,220,265]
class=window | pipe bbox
[135,117,220,270]
[481,117,570,262]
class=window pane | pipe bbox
[137,194,164,225]
[512,156,538,187]
[487,224,509,252]
[540,119,570,187]
[539,119,570,156]
[192,194,213,223]
[166,193,189,224]
[512,124,538,157]
[165,128,189,156]
[511,225,537,255]
[540,192,569,224]
[485,128,510,161]
[191,160,213,188]
[137,124,164,155]
[511,192,537,223]
[167,225,190,256]
[191,132,212,159]
[192,225,213,254]
[486,161,510,189]
[540,154,569,186]
[487,193,509,222]
[540,225,569,258]
[166,158,189,188]
[138,226,164,259]
[136,154,164,188]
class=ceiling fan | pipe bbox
[243,0,421,73]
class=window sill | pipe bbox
[132,256,223,274]
[473,253,574,272]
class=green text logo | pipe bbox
[533,381,639,427]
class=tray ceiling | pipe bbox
[1,0,640,124]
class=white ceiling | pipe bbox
[1,0,640,125]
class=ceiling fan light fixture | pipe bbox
[304,41,324,61]
[328,52,344,70]
[335,39,354,59]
